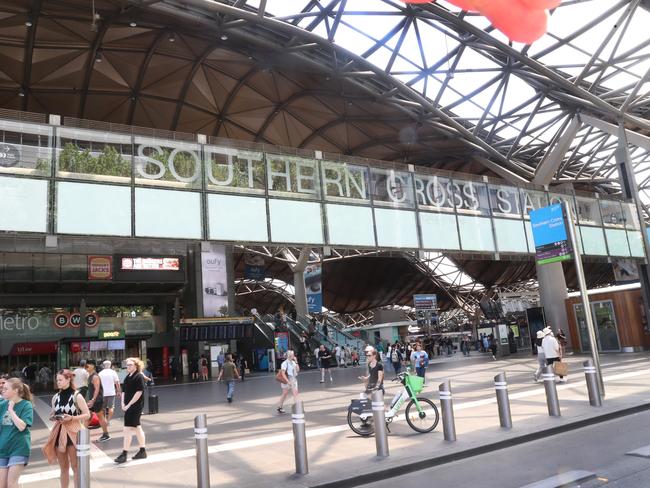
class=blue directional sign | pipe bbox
[530,203,573,265]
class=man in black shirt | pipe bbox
[360,347,384,394]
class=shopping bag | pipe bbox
[553,361,568,376]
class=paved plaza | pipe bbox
[21,351,650,488]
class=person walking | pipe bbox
[200,355,209,381]
[542,328,565,382]
[98,360,121,433]
[84,360,106,440]
[170,356,179,381]
[410,343,429,381]
[489,334,498,360]
[217,354,240,403]
[359,347,384,396]
[318,345,333,383]
[72,360,89,398]
[390,342,403,375]
[0,378,33,488]
[191,355,200,381]
[314,345,321,369]
[114,358,147,464]
[276,351,299,414]
[533,330,546,382]
[43,370,90,488]
[216,350,225,376]
[334,344,343,368]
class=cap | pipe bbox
[102,360,111,368]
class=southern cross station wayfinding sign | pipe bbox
[530,204,573,265]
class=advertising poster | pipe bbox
[304,263,322,313]
[612,259,639,284]
[274,331,289,358]
[244,253,266,280]
[530,204,573,265]
[201,244,228,317]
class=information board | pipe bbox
[530,204,572,265]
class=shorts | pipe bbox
[104,396,115,410]
[0,456,29,468]
[89,400,104,413]
[124,405,143,427]
[281,378,298,390]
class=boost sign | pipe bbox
[54,313,99,329]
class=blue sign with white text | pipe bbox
[530,203,572,265]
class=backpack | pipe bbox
[391,350,399,362]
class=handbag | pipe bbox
[275,370,288,384]
[553,361,568,377]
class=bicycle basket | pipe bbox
[405,374,425,394]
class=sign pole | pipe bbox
[563,202,605,397]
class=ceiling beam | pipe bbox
[532,116,581,185]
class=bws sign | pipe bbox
[54,313,99,329]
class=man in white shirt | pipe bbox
[99,360,122,425]
[73,359,89,397]
[541,328,565,382]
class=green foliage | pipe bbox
[58,142,130,177]
[208,156,265,189]
[139,148,198,182]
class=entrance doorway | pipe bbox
[573,300,621,352]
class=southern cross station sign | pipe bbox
[530,204,573,265]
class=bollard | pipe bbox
[494,372,512,429]
[292,401,309,475]
[194,414,210,488]
[438,380,456,441]
[371,390,389,457]
[542,365,561,417]
[77,428,90,488]
[583,359,602,407]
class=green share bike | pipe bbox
[347,370,439,436]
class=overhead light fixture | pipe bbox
[95,51,103,63]
[220,33,228,41]
[18,89,25,97]
[168,32,176,42]
[25,16,33,27]
[129,21,137,27]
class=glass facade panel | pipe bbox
[0,176,48,233]
[208,194,268,242]
[457,215,495,252]
[374,208,419,248]
[605,228,631,256]
[33,254,61,281]
[370,168,415,208]
[269,199,323,244]
[524,220,535,253]
[452,180,490,216]
[57,182,131,236]
[266,154,321,199]
[414,175,455,212]
[419,212,460,250]
[521,189,548,217]
[0,120,52,177]
[548,192,577,221]
[135,188,202,239]
[578,226,607,256]
[205,146,265,194]
[575,196,602,226]
[627,230,645,257]
[57,127,132,183]
[321,161,369,203]
[326,204,375,246]
[488,185,521,218]
[134,137,201,189]
[600,200,625,227]
[622,202,640,229]
[493,219,528,253]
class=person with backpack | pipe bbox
[390,342,403,374]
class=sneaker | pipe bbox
[277,407,286,414]
[227,397,233,403]
[114,451,127,464]
[98,433,110,442]
[132,448,147,460]
[319,380,324,383]
[492,355,496,360]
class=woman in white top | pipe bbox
[276,350,299,414]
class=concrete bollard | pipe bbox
[439,380,456,441]
[494,372,512,429]
[292,401,309,474]
[542,365,561,417]
[583,359,602,407]
[194,414,210,488]
[76,428,90,488]
[371,390,389,457]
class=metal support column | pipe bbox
[77,428,90,488]
[371,390,389,457]
[194,414,210,488]
[439,380,456,441]
[584,359,602,407]
[292,401,309,474]
[542,365,561,417]
[494,372,512,429]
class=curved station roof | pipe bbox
[0,0,648,321]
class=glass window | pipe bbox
[452,180,490,216]
[521,189,548,217]
[61,255,87,281]
[488,185,521,218]
[622,203,640,229]
[578,226,607,256]
[33,254,61,281]
[322,161,369,203]
[605,228,631,257]
[326,204,375,247]
[3,254,32,281]
[599,200,625,227]
[0,176,48,232]
[370,168,415,208]
[57,127,132,183]
[575,196,602,226]
[57,182,131,236]
[208,194,268,242]
[266,155,321,200]
[205,146,265,195]
[419,212,460,250]
[268,199,323,244]
[524,220,535,253]
[627,231,645,258]
[493,219,528,253]
[135,188,202,239]
[0,120,52,177]
[457,215,495,252]
[374,208,418,248]
[414,175,455,212]
[134,137,201,189]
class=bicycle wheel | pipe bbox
[347,407,375,437]
[405,397,439,433]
